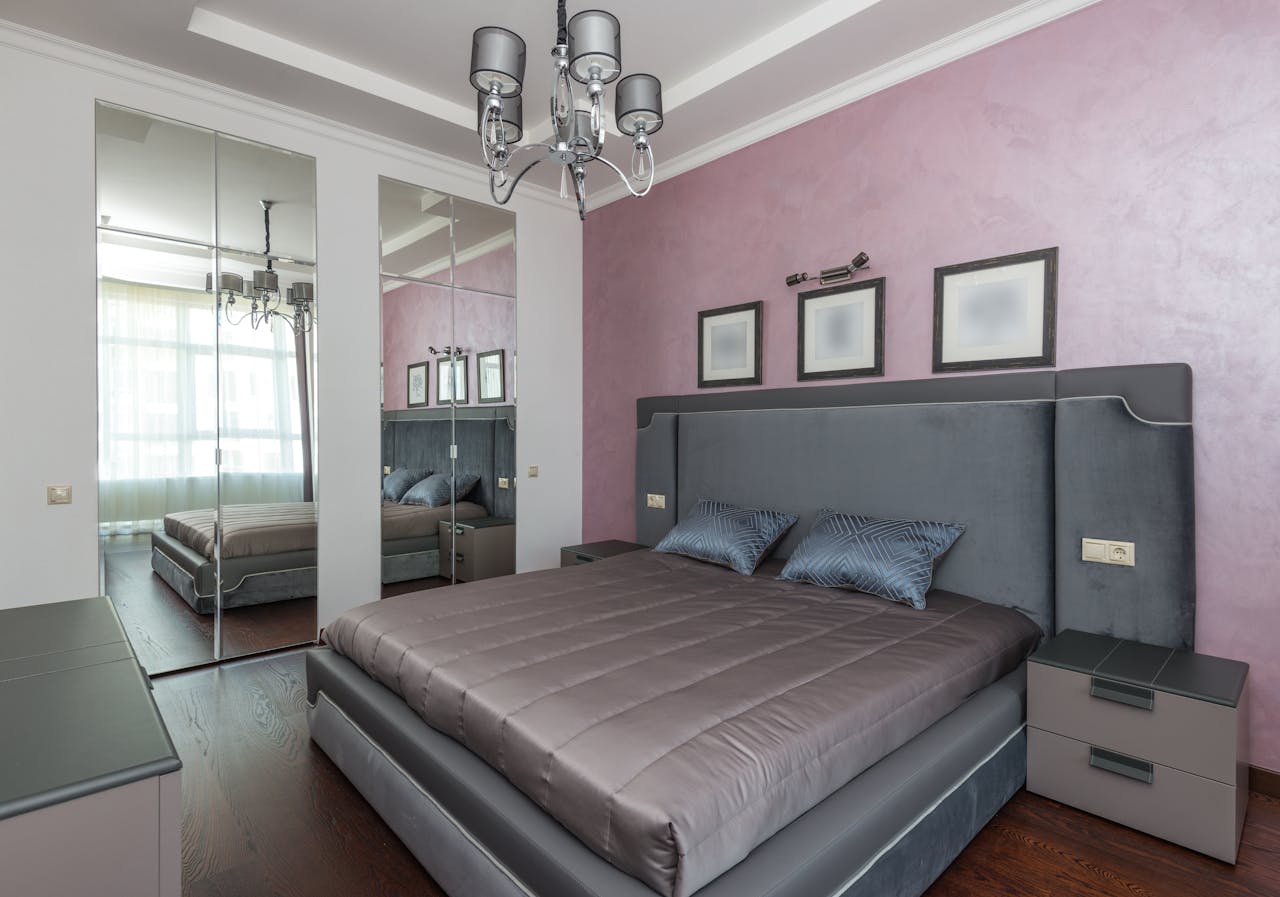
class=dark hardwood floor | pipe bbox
[154,649,1280,897]
[105,540,317,675]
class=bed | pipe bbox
[307,363,1197,897]
[151,407,517,614]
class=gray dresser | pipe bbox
[0,597,182,896]
[1027,629,1248,863]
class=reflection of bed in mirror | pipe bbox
[149,406,516,611]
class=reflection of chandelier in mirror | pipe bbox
[469,0,663,219]
[205,200,317,333]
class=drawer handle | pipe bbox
[1088,745,1154,784]
[574,554,593,564]
[1090,677,1154,711]
[454,526,464,535]
[454,553,465,563]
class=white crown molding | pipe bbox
[588,0,1101,211]
[0,18,569,212]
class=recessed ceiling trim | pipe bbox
[187,8,474,130]
[0,18,569,211]
[588,0,1102,211]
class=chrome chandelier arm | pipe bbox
[488,143,554,206]
[589,151,656,198]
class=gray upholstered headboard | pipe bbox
[635,364,1195,649]
[383,406,516,519]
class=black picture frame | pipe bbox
[932,247,1058,373]
[797,277,885,380]
[436,355,468,404]
[697,300,763,388]
[477,349,506,404]
[406,361,429,408]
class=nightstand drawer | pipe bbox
[561,549,595,567]
[1028,662,1239,784]
[1028,727,1243,863]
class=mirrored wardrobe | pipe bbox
[96,103,318,673]
[378,178,516,597]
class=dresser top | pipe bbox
[0,597,182,821]
[1031,629,1248,708]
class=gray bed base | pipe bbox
[306,647,1026,897]
[151,531,446,614]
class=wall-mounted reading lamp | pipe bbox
[786,251,870,287]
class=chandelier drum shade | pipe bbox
[469,0,664,219]
[206,200,316,333]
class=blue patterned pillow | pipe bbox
[655,499,798,576]
[778,509,965,609]
[383,467,432,502]
[401,472,481,508]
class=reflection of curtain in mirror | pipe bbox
[98,279,304,534]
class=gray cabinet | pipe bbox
[1027,630,1248,863]
[0,597,182,896]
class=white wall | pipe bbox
[0,24,583,626]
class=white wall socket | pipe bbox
[1081,538,1135,567]
[47,485,72,505]
[498,477,510,489]
[527,465,539,478]
[646,493,667,509]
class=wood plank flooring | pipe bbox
[105,544,317,674]
[154,650,1280,897]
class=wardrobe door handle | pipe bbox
[1088,746,1154,784]
[1090,677,1154,711]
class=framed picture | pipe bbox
[406,361,428,408]
[697,300,762,388]
[436,355,468,404]
[477,349,506,403]
[932,247,1058,372]
[797,278,885,380]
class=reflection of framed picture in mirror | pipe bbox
[437,356,469,404]
[406,361,428,407]
[932,247,1057,373]
[797,278,885,380]
[477,349,506,403]
[697,300,762,388]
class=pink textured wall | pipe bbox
[583,0,1280,768]
[382,279,515,411]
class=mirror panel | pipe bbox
[450,196,516,297]
[215,134,317,262]
[378,178,453,285]
[379,182,516,597]
[96,104,214,245]
[96,228,219,674]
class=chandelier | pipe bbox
[206,200,317,333]
[469,1,664,218]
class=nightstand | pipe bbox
[1027,630,1249,863]
[560,539,648,567]
[438,517,515,582]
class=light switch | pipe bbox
[527,465,539,478]
[383,466,392,475]
[47,485,72,505]
[498,477,510,489]
[646,493,667,509]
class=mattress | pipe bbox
[325,550,1041,897]
[163,500,488,559]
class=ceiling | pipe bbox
[3,0,1097,207]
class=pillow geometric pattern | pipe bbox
[654,499,798,576]
[401,472,481,508]
[778,509,966,609]
[383,467,432,502]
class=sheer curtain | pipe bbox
[98,279,304,534]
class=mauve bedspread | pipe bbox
[325,550,1041,897]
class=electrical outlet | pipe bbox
[383,466,392,475]
[1081,538,1135,567]
[646,493,667,509]
[527,465,539,478]
[47,485,72,505]
[498,477,510,489]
